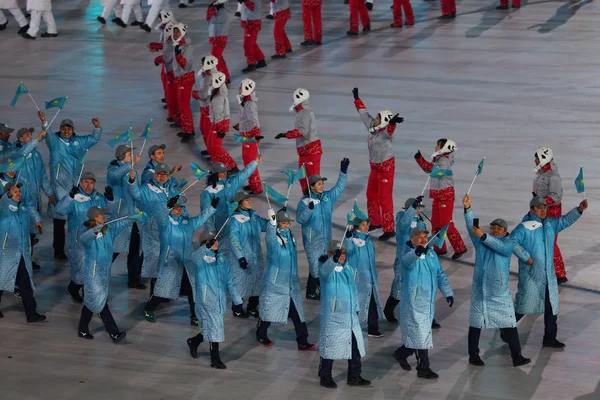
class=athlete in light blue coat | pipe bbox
[226,191,268,318]
[256,209,314,350]
[296,157,349,300]
[0,182,45,322]
[318,241,370,389]
[141,143,183,185]
[510,196,587,348]
[392,228,454,379]
[344,215,384,337]
[187,235,244,369]
[0,124,45,164]
[78,206,134,343]
[462,194,531,368]
[55,172,111,303]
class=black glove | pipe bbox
[233,124,239,131]
[154,60,160,66]
[333,249,342,263]
[104,186,114,202]
[532,192,537,198]
[256,135,264,140]
[174,45,181,55]
[69,186,79,198]
[414,150,422,159]
[206,239,216,249]
[340,157,350,174]
[390,113,404,124]
[412,195,424,209]
[446,296,454,307]
[208,173,219,189]
[239,257,248,269]
[415,245,426,257]
[211,197,220,209]
[352,87,359,100]
[217,131,226,138]
[275,133,286,139]
[308,201,314,210]
[167,195,180,209]
[345,229,353,238]
[280,206,287,212]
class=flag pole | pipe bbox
[419,210,440,231]
[139,138,147,157]
[214,217,231,239]
[104,215,130,226]
[284,184,293,207]
[263,181,272,210]
[15,156,25,182]
[426,221,451,247]
[179,179,200,195]
[26,91,40,112]
[466,173,478,195]
[340,224,350,248]
[76,150,89,186]
[47,108,62,129]
[303,164,312,199]
[130,128,134,171]
[420,176,430,197]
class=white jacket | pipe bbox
[0,0,19,9]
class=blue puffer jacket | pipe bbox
[55,188,109,285]
[510,208,581,315]
[14,141,51,218]
[201,161,258,233]
[344,230,383,325]
[0,137,40,164]
[259,223,305,324]
[192,245,243,343]
[400,244,453,349]
[296,172,347,278]
[107,159,138,253]
[0,174,42,235]
[319,256,366,360]
[226,208,268,298]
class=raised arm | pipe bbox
[296,198,313,225]
[200,190,216,233]
[229,161,258,192]
[107,162,131,186]
[191,205,217,231]
[401,247,420,268]
[79,226,100,247]
[464,208,481,248]
[414,152,433,173]
[554,207,583,234]
[54,193,75,216]
[352,88,375,130]
[327,169,348,205]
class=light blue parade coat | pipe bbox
[465,209,528,329]
[200,161,259,233]
[226,208,268,298]
[191,246,243,342]
[0,174,41,235]
[259,223,306,324]
[390,207,427,300]
[153,206,216,299]
[510,208,581,316]
[0,194,39,292]
[141,160,182,189]
[400,244,453,349]
[14,141,52,216]
[107,159,138,253]
[319,256,366,360]
[80,219,135,312]
[344,230,384,324]
[55,188,109,285]
[0,137,40,164]
[44,127,102,220]
[296,171,347,279]
[128,176,182,279]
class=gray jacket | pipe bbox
[533,161,562,205]
[173,39,194,76]
[292,101,319,148]
[197,70,213,108]
[238,94,260,133]
[210,85,230,124]
[241,0,261,21]
[162,33,174,74]
[208,6,229,38]
[430,154,454,191]
[272,0,289,13]
[357,108,394,164]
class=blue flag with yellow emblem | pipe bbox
[190,161,208,180]
[0,157,25,173]
[264,184,288,204]
[107,128,132,148]
[574,167,585,194]
[45,96,68,110]
[10,82,29,107]
[430,166,453,178]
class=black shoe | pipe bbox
[167,117,175,123]
[21,32,36,39]
[131,21,142,26]
[257,336,273,346]
[439,14,454,19]
[365,1,373,10]
[300,40,315,46]
[393,351,412,371]
[187,337,199,358]
[512,4,520,7]
[542,338,565,349]
[450,12,457,18]
[65,287,83,304]
[417,368,439,379]
[179,3,187,7]
[298,343,316,351]
[27,313,47,323]
[256,59,267,68]
[320,376,337,388]
[78,331,95,340]
[110,331,127,344]
[306,293,320,301]
[363,27,371,32]
[0,22,7,30]
[496,4,509,9]
[13,288,21,298]
[469,353,485,366]
[368,225,382,232]
[347,376,371,386]
[346,31,359,36]
[160,298,170,303]
[200,150,210,156]
[161,97,166,103]
[379,231,396,241]
[368,330,384,338]
[247,308,259,318]
[54,251,68,260]
[211,359,227,369]
[242,64,256,73]
[286,49,293,53]
[144,311,156,322]
[390,23,402,28]
[235,11,241,17]
[128,282,147,290]
[452,249,467,260]
[557,276,568,285]
[170,122,182,128]
[512,354,531,367]
[18,25,29,34]
[271,54,286,59]
[432,319,441,329]
[115,18,126,28]
[233,309,249,319]
[32,262,41,271]
[181,135,193,144]
[315,41,322,45]
[266,14,274,19]
[41,33,58,37]
[0,309,3,318]
[190,317,199,326]
[141,23,152,32]
[111,17,119,23]
[25,13,30,19]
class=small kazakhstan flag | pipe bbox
[45,97,68,110]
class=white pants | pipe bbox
[26,9,56,36]
[101,0,123,20]
[144,0,170,27]
[269,2,273,14]
[121,3,142,23]
[0,7,28,27]
[236,2,242,12]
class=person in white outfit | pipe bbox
[97,0,123,26]
[119,0,144,27]
[0,0,29,34]
[22,0,56,39]
[140,0,171,32]
[179,0,195,8]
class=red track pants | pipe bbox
[243,26,265,66]
[302,0,322,42]
[273,9,292,56]
[298,153,321,193]
[199,107,212,149]
[208,131,237,169]
[392,0,414,26]
[349,0,370,33]
[430,196,466,254]
[167,75,180,124]
[242,142,262,193]
[210,36,230,82]
[178,76,195,135]
[500,0,520,7]
[440,0,456,15]
[547,204,565,278]
[367,158,395,233]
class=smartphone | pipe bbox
[473,218,479,228]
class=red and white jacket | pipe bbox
[285,101,322,156]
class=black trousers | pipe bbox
[233,295,259,311]
[256,299,308,344]
[368,290,379,332]
[469,326,522,358]
[112,222,142,285]
[515,285,557,341]
[78,303,119,335]
[306,275,320,296]
[319,333,362,378]
[53,218,66,254]
[189,333,221,361]
[0,257,38,318]
[144,269,196,318]
[394,345,430,371]
[68,280,83,293]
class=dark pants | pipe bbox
[144,269,196,318]
[234,295,259,311]
[256,299,308,344]
[149,277,157,298]
[368,290,379,332]
[319,333,362,378]
[306,275,320,297]
[112,222,142,285]
[78,303,119,335]
[515,285,557,341]
[394,345,430,371]
[53,218,66,254]
[189,333,221,361]
[469,326,522,358]
[68,280,83,294]
[0,258,38,318]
